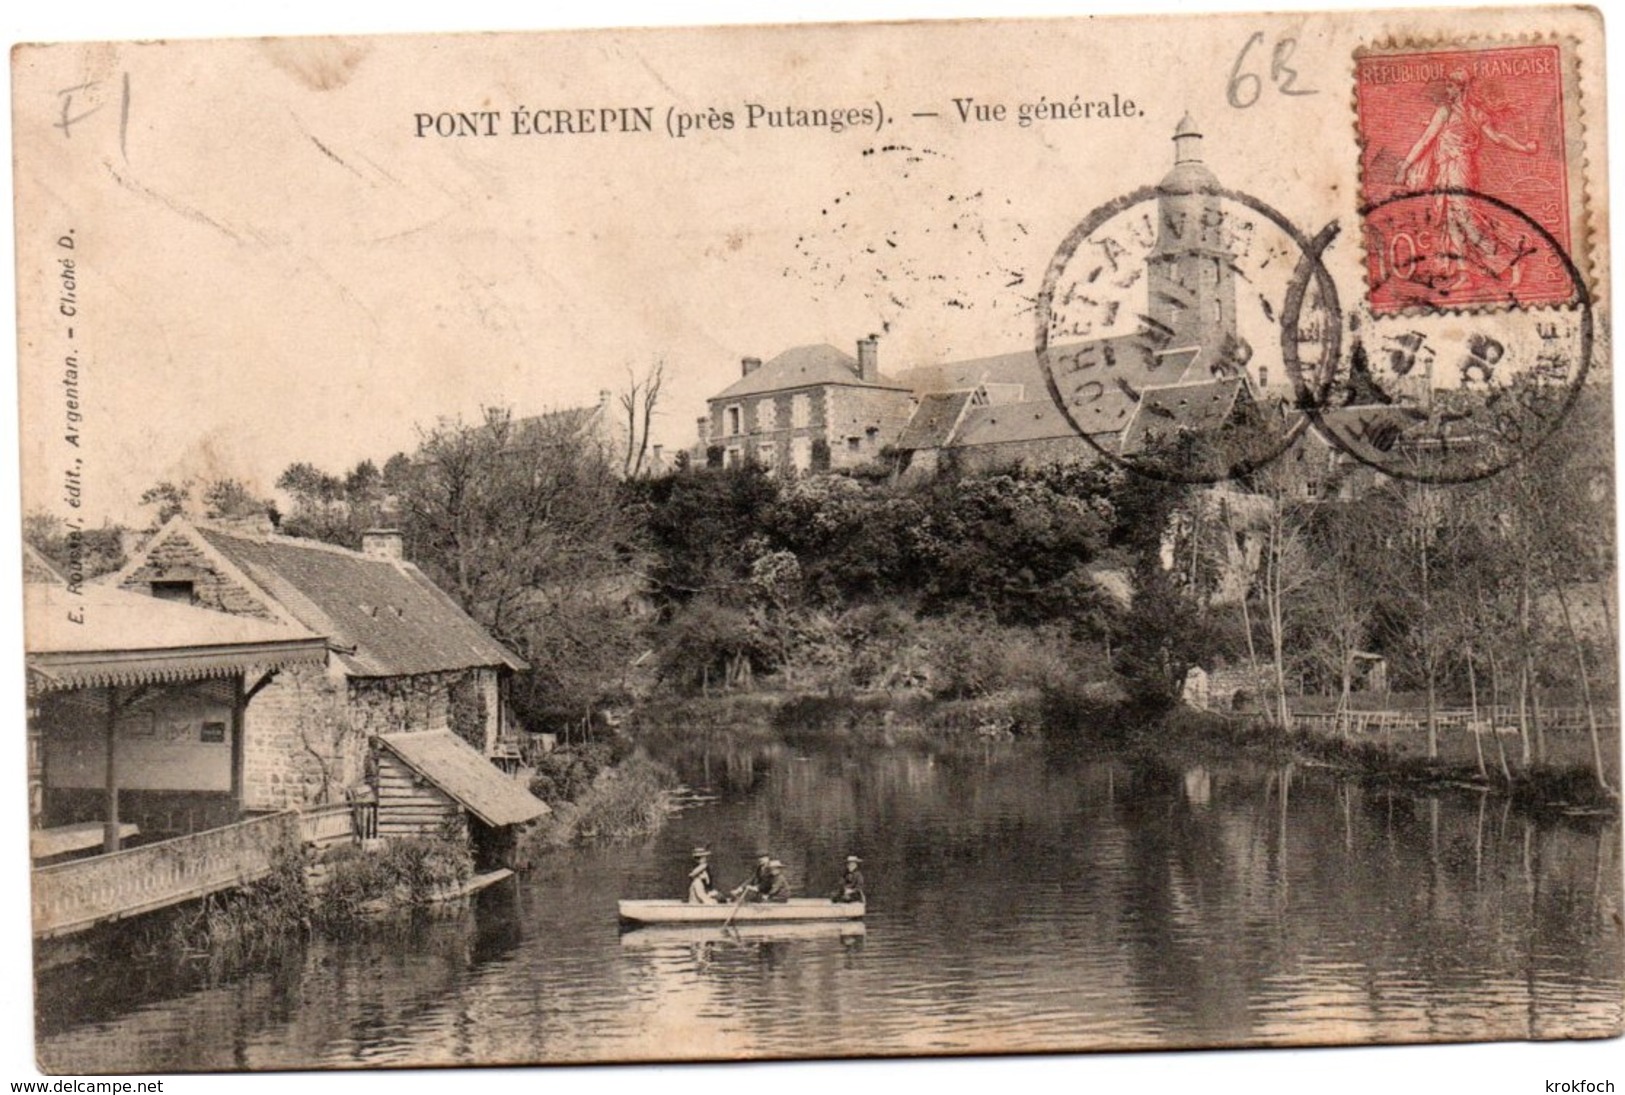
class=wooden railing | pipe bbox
[31,811,301,939]
[299,802,359,850]
[1292,706,1618,736]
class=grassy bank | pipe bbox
[314,837,475,928]
[1039,685,1620,817]
[523,742,679,852]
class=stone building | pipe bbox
[701,338,916,473]
[109,517,529,813]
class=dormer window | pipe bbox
[150,580,195,604]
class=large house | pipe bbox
[700,338,916,473]
[109,517,531,814]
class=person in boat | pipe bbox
[687,846,721,904]
[730,851,774,901]
[829,855,866,904]
[757,859,791,903]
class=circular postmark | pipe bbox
[1304,186,1593,485]
[1036,183,1342,484]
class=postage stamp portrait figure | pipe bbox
[1356,44,1573,313]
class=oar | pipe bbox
[721,884,752,929]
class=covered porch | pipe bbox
[26,583,328,863]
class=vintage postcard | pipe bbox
[8,2,1621,1084]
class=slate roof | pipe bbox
[192,525,527,678]
[379,731,548,827]
[952,399,1100,448]
[890,347,1045,396]
[25,582,326,692]
[890,337,1226,454]
[710,344,909,401]
[1119,378,1249,456]
[890,337,1206,405]
[895,390,977,450]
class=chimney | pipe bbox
[211,511,276,537]
[741,356,762,376]
[857,335,879,383]
[362,528,404,561]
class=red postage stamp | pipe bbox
[1355,43,1575,313]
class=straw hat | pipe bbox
[691,846,711,859]
[846,855,863,864]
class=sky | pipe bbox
[3,0,1624,1091]
[13,1,1607,527]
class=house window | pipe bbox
[792,394,810,428]
[726,405,742,436]
[726,447,742,469]
[151,580,195,604]
[791,436,813,471]
[199,721,227,744]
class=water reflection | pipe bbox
[37,738,1623,1071]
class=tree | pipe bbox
[201,478,272,521]
[1107,462,1220,712]
[276,457,403,547]
[396,407,649,731]
[23,509,128,581]
[618,359,666,479]
[139,480,193,526]
[137,476,273,527]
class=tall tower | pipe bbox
[1146,116,1239,368]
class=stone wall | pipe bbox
[241,667,503,811]
[118,528,278,619]
[242,662,363,811]
[824,386,913,469]
[949,435,1103,474]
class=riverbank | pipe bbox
[634,687,1056,748]
[632,687,1621,820]
[1058,703,1622,820]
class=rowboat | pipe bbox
[619,921,866,948]
[617,898,865,925]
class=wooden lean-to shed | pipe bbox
[375,730,548,868]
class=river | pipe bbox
[35,736,1624,1071]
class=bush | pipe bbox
[316,837,473,927]
[1037,676,1132,744]
[527,738,631,805]
[926,615,1105,700]
[527,753,677,849]
[166,842,313,957]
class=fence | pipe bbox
[1291,705,1617,738]
[31,811,303,939]
[299,802,361,850]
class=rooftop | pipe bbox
[187,522,527,678]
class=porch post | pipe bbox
[103,686,121,854]
[231,673,247,815]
